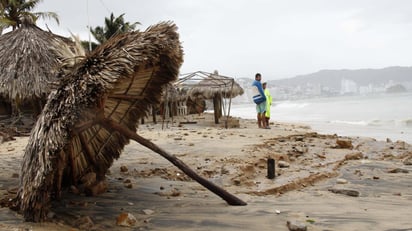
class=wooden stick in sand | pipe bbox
[101,118,247,206]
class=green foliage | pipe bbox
[80,40,98,53]
[306,219,315,224]
[0,0,59,32]
[90,12,140,45]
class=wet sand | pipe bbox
[1,113,412,230]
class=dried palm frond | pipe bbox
[49,33,86,89]
[17,21,184,222]
[53,33,86,72]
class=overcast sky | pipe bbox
[34,0,412,80]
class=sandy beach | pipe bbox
[1,113,412,231]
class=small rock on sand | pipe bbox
[336,139,353,149]
[278,161,290,168]
[286,220,307,231]
[116,212,137,227]
[328,188,360,197]
[336,178,348,184]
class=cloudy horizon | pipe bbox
[32,0,412,80]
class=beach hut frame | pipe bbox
[174,71,242,128]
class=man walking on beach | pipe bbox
[262,82,272,129]
[251,73,267,128]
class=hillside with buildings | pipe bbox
[234,66,412,103]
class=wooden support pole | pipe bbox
[213,95,220,124]
[267,158,275,179]
[101,118,247,206]
[152,106,157,124]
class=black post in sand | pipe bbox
[267,158,275,179]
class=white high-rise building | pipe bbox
[340,78,358,94]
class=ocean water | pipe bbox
[229,92,412,144]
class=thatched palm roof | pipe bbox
[177,71,244,100]
[0,23,74,102]
[17,22,184,222]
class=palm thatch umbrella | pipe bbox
[15,22,245,222]
[0,22,76,117]
[177,71,244,125]
[186,71,244,99]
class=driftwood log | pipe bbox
[15,21,245,222]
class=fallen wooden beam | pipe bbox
[179,121,197,125]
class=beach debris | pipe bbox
[294,145,309,154]
[123,179,133,188]
[336,178,348,184]
[286,220,307,231]
[354,169,363,176]
[278,161,290,168]
[155,188,181,197]
[249,172,337,196]
[76,173,109,196]
[306,219,315,224]
[233,179,241,186]
[395,141,407,150]
[120,166,129,172]
[345,152,363,160]
[291,135,305,142]
[383,153,395,159]
[74,216,94,230]
[403,157,412,165]
[80,172,97,187]
[142,209,155,215]
[84,181,108,197]
[387,168,409,173]
[69,185,80,195]
[315,153,326,159]
[328,188,360,197]
[116,212,137,227]
[0,131,16,144]
[336,139,353,149]
[179,121,197,125]
[224,118,240,128]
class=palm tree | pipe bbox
[90,12,139,45]
[0,0,59,33]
